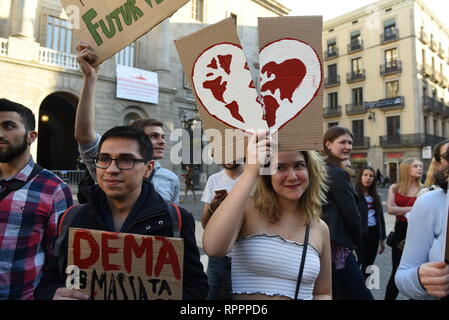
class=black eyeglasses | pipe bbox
[94,157,146,170]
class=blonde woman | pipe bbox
[203,130,332,300]
[385,158,423,300]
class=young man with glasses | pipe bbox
[35,126,208,300]
[74,42,179,203]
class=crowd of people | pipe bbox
[1,41,449,300]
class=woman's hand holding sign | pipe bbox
[245,129,274,178]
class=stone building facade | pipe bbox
[0,0,289,186]
[322,0,449,182]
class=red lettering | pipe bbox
[154,237,181,280]
[124,235,153,276]
[73,230,100,269]
[101,232,120,272]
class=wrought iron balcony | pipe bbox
[419,30,429,45]
[380,134,445,147]
[323,106,342,118]
[325,48,339,60]
[381,28,399,43]
[430,40,438,52]
[353,136,370,149]
[420,64,433,78]
[346,70,366,83]
[324,75,340,88]
[348,41,364,53]
[380,61,402,76]
[423,96,447,116]
[438,47,446,59]
[346,103,367,115]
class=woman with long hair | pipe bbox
[395,141,449,300]
[354,167,386,278]
[385,158,423,300]
[322,126,373,300]
[203,130,332,300]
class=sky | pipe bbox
[281,0,449,28]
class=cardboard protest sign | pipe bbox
[175,18,261,163]
[175,16,323,163]
[258,16,323,151]
[60,0,190,66]
[67,228,184,300]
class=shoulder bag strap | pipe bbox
[0,164,43,202]
[294,223,310,300]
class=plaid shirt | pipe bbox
[0,158,73,300]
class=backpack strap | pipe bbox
[0,164,43,201]
[54,204,88,279]
[166,203,182,238]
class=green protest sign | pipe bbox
[60,0,189,65]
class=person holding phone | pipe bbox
[201,161,243,299]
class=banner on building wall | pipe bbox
[60,0,190,66]
[67,228,184,300]
[116,64,159,104]
[175,17,323,163]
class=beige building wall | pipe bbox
[322,0,449,181]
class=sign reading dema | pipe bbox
[67,228,184,300]
[116,65,159,104]
[61,0,190,66]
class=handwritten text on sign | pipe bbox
[60,0,190,65]
[67,228,184,300]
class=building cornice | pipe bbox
[251,0,291,16]
[415,0,449,37]
[323,0,412,30]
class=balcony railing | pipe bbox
[39,47,79,71]
[420,64,433,78]
[423,96,448,116]
[380,61,402,76]
[353,136,370,149]
[419,30,429,45]
[324,75,340,88]
[438,47,446,59]
[324,106,342,118]
[430,71,441,84]
[380,134,445,147]
[0,38,7,56]
[325,48,339,60]
[381,28,399,43]
[430,40,438,52]
[441,76,449,89]
[348,41,364,53]
[346,70,366,83]
[346,103,367,115]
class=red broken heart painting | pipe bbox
[191,38,322,134]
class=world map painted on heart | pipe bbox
[191,38,322,134]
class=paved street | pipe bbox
[179,186,408,300]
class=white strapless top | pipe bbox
[230,234,321,300]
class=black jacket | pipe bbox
[322,163,362,249]
[34,182,208,300]
[356,191,387,241]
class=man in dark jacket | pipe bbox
[34,126,208,300]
